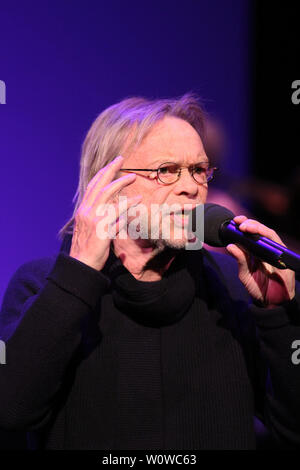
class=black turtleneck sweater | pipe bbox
[0,234,300,449]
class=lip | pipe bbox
[169,204,200,214]
[171,212,190,227]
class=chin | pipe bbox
[145,221,193,250]
[149,234,188,251]
[162,239,187,250]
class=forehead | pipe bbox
[129,116,207,165]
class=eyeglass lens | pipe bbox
[157,163,213,184]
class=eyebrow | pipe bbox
[150,156,209,166]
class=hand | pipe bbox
[69,155,141,271]
[226,215,296,307]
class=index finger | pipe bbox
[237,218,285,246]
[82,155,125,204]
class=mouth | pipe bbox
[159,205,201,232]
[170,207,193,215]
[170,211,190,227]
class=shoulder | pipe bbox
[202,248,239,277]
[0,255,58,339]
[200,248,250,304]
[4,255,58,294]
[199,249,257,346]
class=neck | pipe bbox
[112,237,176,282]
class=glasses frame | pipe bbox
[119,161,219,185]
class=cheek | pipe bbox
[151,186,172,203]
[118,180,141,199]
[200,185,208,201]
[136,183,170,206]
[137,190,169,222]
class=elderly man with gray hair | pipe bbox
[0,93,300,450]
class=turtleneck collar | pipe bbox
[60,233,201,328]
[103,244,199,327]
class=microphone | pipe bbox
[196,203,300,272]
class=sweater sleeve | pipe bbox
[249,283,300,449]
[0,252,110,431]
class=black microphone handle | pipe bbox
[220,220,300,272]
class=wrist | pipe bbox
[69,255,103,272]
[252,295,296,309]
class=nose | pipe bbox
[172,167,200,198]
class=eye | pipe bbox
[158,164,178,174]
[193,163,209,174]
[194,166,205,174]
[158,166,169,175]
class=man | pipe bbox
[0,94,299,449]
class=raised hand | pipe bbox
[226,215,296,307]
[69,155,141,271]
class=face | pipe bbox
[118,116,209,249]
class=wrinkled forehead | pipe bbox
[125,116,208,166]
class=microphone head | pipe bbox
[193,203,235,247]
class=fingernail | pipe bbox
[114,155,123,163]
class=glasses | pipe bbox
[119,161,218,185]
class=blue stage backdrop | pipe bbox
[0,0,251,306]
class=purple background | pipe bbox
[0,0,252,307]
